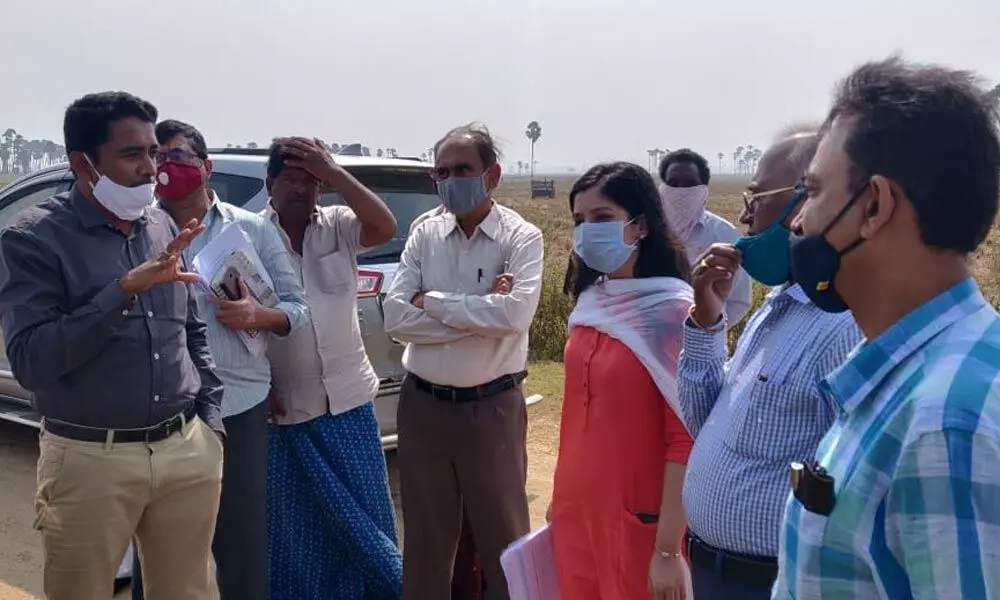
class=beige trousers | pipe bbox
[35,416,223,600]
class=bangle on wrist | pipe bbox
[655,548,683,561]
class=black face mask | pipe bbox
[788,185,868,313]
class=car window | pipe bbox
[0,180,72,229]
[320,168,441,265]
[0,179,72,367]
[208,172,264,207]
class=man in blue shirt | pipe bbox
[679,129,862,599]
[131,120,307,600]
[776,57,1000,599]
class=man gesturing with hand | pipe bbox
[677,129,862,600]
[0,93,225,600]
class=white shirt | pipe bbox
[685,210,752,327]
[383,203,544,387]
[263,204,379,425]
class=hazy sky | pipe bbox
[2,0,998,172]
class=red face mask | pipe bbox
[156,162,204,202]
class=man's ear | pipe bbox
[861,175,896,239]
[68,151,96,183]
[265,177,272,195]
[486,163,502,191]
[203,158,214,180]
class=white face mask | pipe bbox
[84,155,154,221]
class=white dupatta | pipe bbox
[567,276,694,433]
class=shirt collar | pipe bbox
[444,202,501,240]
[265,199,321,225]
[766,282,810,305]
[71,184,149,229]
[821,277,985,415]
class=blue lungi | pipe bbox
[268,402,402,599]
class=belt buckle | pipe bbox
[431,384,456,402]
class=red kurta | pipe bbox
[552,326,693,600]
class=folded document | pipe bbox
[501,524,561,600]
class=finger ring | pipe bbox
[699,259,709,270]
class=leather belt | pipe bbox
[685,531,778,588]
[43,404,198,444]
[412,371,527,403]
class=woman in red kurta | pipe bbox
[551,162,695,600]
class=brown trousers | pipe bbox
[398,375,530,600]
[35,416,223,600]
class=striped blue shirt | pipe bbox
[179,195,308,418]
[679,283,862,556]
[775,278,1000,599]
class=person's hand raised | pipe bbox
[690,244,741,328]
[275,137,345,187]
[119,219,206,296]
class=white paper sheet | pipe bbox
[501,524,561,600]
[192,222,276,357]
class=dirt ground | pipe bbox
[0,364,564,599]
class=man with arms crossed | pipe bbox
[678,128,862,599]
[0,92,224,600]
[384,123,543,600]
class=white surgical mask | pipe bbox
[84,155,154,221]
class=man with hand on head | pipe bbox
[0,92,224,600]
[262,137,402,599]
[383,123,544,600]
[658,148,751,326]
[775,57,1000,600]
[130,119,307,600]
[677,128,862,599]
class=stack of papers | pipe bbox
[192,222,277,357]
[501,524,561,600]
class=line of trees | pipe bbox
[0,129,68,175]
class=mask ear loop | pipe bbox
[81,153,103,191]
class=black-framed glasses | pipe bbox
[155,148,206,167]
[742,181,806,213]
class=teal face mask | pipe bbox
[733,190,806,286]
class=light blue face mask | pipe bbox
[573,220,637,274]
[437,174,489,216]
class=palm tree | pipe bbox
[376,149,384,158]
[735,146,745,174]
[744,145,756,174]
[525,121,542,179]
[247,142,258,149]
[362,147,371,157]
[717,152,724,173]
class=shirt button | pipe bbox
[121,309,129,316]
[153,394,160,402]
[147,311,154,318]
[153,353,160,360]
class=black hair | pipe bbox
[155,119,208,158]
[433,122,502,167]
[63,91,158,158]
[266,140,291,181]
[565,162,691,300]
[658,148,711,185]
[825,56,1000,253]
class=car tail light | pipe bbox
[357,270,384,298]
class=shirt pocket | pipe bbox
[724,380,822,462]
[314,250,355,295]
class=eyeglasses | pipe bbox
[430,163,482,181]
[155,148,205,167]
[742,182,806,213]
